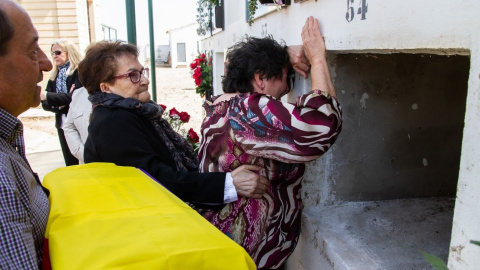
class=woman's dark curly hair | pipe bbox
[78,41,138,94]
[222,35,291,93]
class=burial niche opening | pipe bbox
[332,53,469,202]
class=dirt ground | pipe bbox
[22,117,57,136]
[23,67,205,136]
[155,67,206,133]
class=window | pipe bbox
[177,43,186,63]
[102,25,117,41]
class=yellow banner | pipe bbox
[43,163,255,270]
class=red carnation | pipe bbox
[195,77,203,86]
[193,67,202,79]
[190,61,197,69]
[187,128,199,143]
[159,104,167,111]
[169,107,179,117]
[190,53,212,98]
[178,111,190,123]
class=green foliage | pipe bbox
[197,0,259,31]
[196,0,216,36]
[247,0,258,25]
[420,240,479,270]
[420,251,449,270]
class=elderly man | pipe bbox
[0,0,53,268]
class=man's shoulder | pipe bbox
[0,142,25,177]
[0,150,15,173]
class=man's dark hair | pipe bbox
[78,41,139,94]
[0,3,15,56]
[222,35,290,94]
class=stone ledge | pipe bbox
[286,198,454,270]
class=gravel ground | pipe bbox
[23,67,205,137]
[155,67,205,134]
[22,117,57,136]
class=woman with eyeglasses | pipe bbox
[79,41,270,209]
[41,39,83,166]
[194,17,342,269]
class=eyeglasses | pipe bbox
[112,68,150,83]
[51,50,64,56]
[287,68,295,91]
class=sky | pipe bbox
[101,0,198,47]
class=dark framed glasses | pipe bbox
[112,67,150,83]
[51,50,64,56]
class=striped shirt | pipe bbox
[0,108,49,269]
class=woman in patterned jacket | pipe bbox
[196,17,342,269]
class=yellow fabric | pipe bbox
[43,163,255,270]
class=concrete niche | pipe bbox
[332,53,469,202]
[291,52,470,269]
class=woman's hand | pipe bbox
[301,16,337,98]
[301,16,327,65]
[231,165,269,199]
[287,45,310,79]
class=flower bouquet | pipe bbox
[160,104,200,153]
[190,52,212,98]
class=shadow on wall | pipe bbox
[330,53,469,202]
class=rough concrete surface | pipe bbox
[286,198,454,270]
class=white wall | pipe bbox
[449,44,480,270]
[212,51,225,96]
[204,1,478,52]
[201,0,480,268]
[168,23,200,68]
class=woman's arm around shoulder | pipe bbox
[85,107,227,205]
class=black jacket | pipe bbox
[41,69,82,128]
[84,106,226,205]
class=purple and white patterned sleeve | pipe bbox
[231,91,342,163]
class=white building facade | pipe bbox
[167,23,200,68]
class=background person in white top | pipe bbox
[64,87,91,164]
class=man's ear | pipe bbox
[100,82,111,93]
[253,72,265,91]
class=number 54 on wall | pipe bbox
[346,0,368,22]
